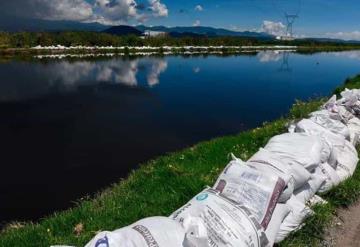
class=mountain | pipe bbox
[102,25,143,36]
[299,37,360,44]
[168,32,207,38]
[136,25,274,39]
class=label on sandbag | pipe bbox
[132,225,159,247]
[214,163,285,230]
[170,188,269,247]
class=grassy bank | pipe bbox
[1,75,360,247]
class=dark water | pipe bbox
[1,50,360,224]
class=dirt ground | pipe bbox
[322,200,360,247]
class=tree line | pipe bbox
[0,31,358,49]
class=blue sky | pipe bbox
[146,0,360,38]
[1,0,360,39]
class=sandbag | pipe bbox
[322,95,354,122]
[170,188,269,247]
[315,163,341,193]
[347,117,360,145]
[213,160,286,229]
[322,95,355,124]
[322,95,337,112]
[264,203,291,247]
[295,118,347,168]
[310,110,350,139]
[339,88,360,116]
[293,174,326,204]
[274,196,313,244]
[334,140,359,181]
[85,217,186,247]
[248,148,309,200]
[264,133,324,171]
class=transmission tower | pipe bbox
[284,13,298,39]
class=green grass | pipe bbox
[1,76,360,247]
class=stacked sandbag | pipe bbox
[212,158,287,229]
[84,217,187,247]
[170,188,270,247]
[83,88,359,247]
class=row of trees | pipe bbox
[0,31,358,49]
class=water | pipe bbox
[1,50,360,224]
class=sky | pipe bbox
[0,0,360,40]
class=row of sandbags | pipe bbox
[84,89,360,247]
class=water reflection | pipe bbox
[0,57,168,101]
[2,51,360,224]
[257,50,283,63]
[333,50,360,60]
[257,50,293,72]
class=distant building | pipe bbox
[276,36,296,41]
[144,30,167,37]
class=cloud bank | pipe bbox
[325,31,360,41]
[261,20,285,36]
[194,5,203,12]
[0,0,168,25]
[193,20,201,27]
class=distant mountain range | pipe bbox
[1,18,360,44]
[298,37,360,44]
[134,25,274,39]
[102,25,143,36]
[0,17,274,39]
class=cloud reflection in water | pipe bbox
[0,57,168,101]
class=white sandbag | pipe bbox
[170,188,270,247]
[213,160,286,229]
[293,174,326,204]
[322,95,354,123]
[334,140,359,181]
[310,110,350,139]
[339,88,360,116]
[322,95,337,112]
[264,203,291,247]
[323,96,355,124]
[347,117,360,146]
[331,105,356,124]
[264,133,324,171]
[295,118,347,168]
[85,217,186,247]
[274,196,313,244]
[315,163,341,193]
[248,148,310,200]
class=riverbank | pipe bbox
[1,45,360,57]
[0,75,360,247]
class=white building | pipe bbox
[144,30,167,37]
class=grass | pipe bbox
[0,75,360,247]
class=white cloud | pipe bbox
[148,0,168,17]
[29,0,93,21]
[229,25,244,32]
[0,0,168,25]
[261,20,286,36]
[325,31,360,41]
[194,5,203,11]
[92,0,139,25]
[193,20,201,27]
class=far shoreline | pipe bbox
[1,45,360,57]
